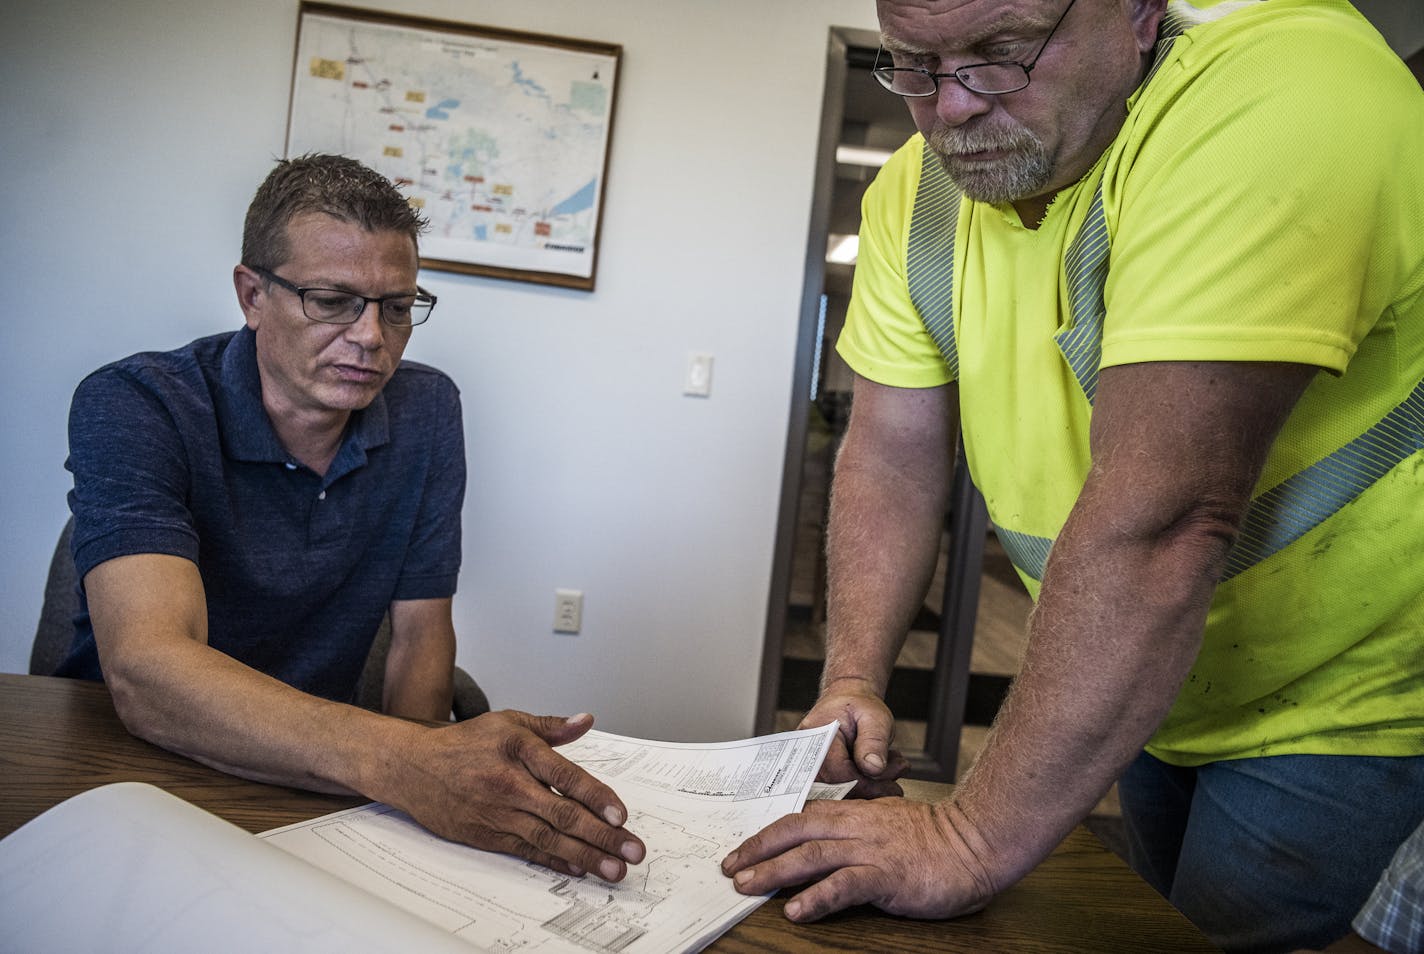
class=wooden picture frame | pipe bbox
[286,2,621,290]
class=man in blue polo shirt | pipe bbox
[56,154,645,884]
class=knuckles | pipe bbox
[795,836,835,873]
[526,821,563,854]
[543,759,583,793]
[546,795,586,834]
[731,828,772,865]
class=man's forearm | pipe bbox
[815,378,958,695]
[949,487,1232,886]
[822,433,952,694]
[105,633,420,796]
[84,553,409,795]
[949,359,1317,889]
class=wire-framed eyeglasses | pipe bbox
[248,264,436,327]
[872,0,1079,97]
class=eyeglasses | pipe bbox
[872,0,1078,97]
[248,265,436,327]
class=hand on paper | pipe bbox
[721,796,996,922]
[396,710,645,881]
[801,679,908,797]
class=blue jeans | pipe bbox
[1118,751,1424,954]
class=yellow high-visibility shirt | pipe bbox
[838,0,1424,765]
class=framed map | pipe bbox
[286,3,621,290]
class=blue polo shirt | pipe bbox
[56,326,465,702]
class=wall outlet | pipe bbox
[554,589,583,634]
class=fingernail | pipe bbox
[724,851,739,870]
[785,901,802,920]
[864,753,885,772]
[567,712,592,725]
[620,841,644,864]
[599,859,621,881]
[568,863,585,877]
[734,869,754,886]
[603,805,624,827]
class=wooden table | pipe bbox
[0,673,1215,952]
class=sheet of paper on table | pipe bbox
[0,781,473,954]
[258,722,848,954]
[0,722,845,954]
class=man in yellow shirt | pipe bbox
[721,1,1424,950]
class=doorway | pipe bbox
[755,27,1023,782]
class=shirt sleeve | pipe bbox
[66,366,199,580]
[1353,819,1424,954]
[391,373,465,601]
[1100,17,1416,374]
[836,135,957,389]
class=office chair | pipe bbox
[356,613,490,721]
[32,517,488,721]
[30,517,79,680]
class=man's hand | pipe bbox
[721,797,995,922]
[803,677,908,797]
[391,710,646,881]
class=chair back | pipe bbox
[357,614,490,721]
[31,518,78,676]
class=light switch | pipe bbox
[684,352,714,397]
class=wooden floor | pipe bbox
[777,420,1124,852]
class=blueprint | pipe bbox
[259,723,842,954]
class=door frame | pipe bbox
[755,26,989,782]
[754,25,866,738]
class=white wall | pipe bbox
[0,0,877,741]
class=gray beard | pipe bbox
[928,122,1053,205]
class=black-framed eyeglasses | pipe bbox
[872,0,1079,97]
[247,264,436,327]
